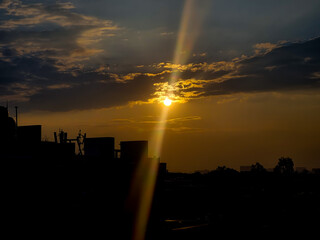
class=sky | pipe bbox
[1,0,320,172]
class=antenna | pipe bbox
[15,106,18,127]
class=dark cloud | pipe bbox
[0,0,118,70]
[1,1,320,112]
[0,0,120,105]
[2,37,320,112]
[204,37,320,96]
[25,74,158,112]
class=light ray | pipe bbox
[170,0,196,84]
[129,1,210,239]
[128,107,169,240]
[169,0,210,86]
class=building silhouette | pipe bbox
[84,137,115,159]
[120,140,148,164]
[1,104,320,239]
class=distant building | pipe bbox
[84,137,115,160]
[312,168,320,175]
[240,166,251,172]
[295,167,307,173]
[120,141,148,165]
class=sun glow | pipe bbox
[163,97,172,106]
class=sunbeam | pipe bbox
[130,1,210,239]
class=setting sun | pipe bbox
[163,97,172,106]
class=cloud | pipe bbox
[253,42,279,55]
[0,0,118,72]
[109,115,203,133]
[311,72,320,79]
[192,52,207,57]
[24,74,157,111]
[160,32,174,37]
[112,116,201,125]
[6,37,320,111]
[0,0,120,106]
[203,37,320,96]
[0,1,113,30]
[0,0,319,114]
[150,37,320,102]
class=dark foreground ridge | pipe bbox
[1,106,320,239]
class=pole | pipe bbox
[15,106,18,127]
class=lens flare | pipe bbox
[130,107,169,240]
[130,1,210,240]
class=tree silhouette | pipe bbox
[274,157,294,175]
[251,162,266,174]
[210,166,239,176]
